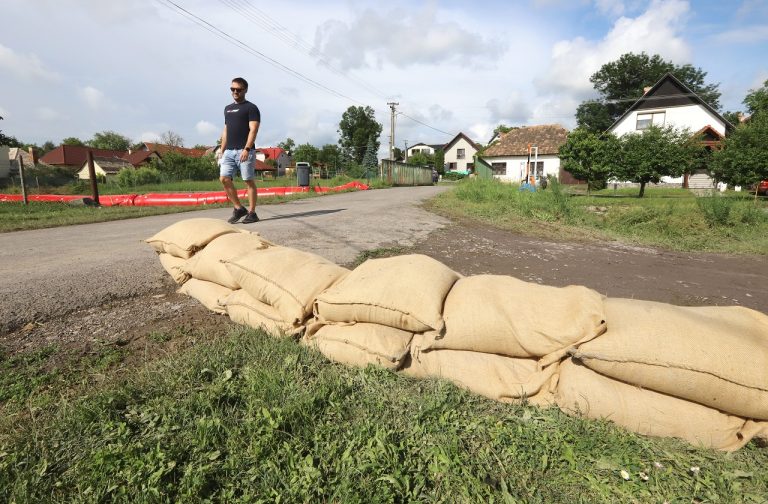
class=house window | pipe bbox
[491,162,506,175]
[447,162,457,171]
[457,148,465,159]
[636,111,665,130]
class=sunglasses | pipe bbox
[230,87,245,93]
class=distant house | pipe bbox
[40,145,129,173]
[406,143,444,159]
[481,124,568,183]
[256,147,291,176]
[7,147,37,177]
[443,132,481,174]
[76,156,135,179]
[139,143,210,158]
[123,150,161,167]
[607,72,733,188]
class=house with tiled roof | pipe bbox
[607,73,734,189]
[123,150,160,167]
[139,143,209,158]
[255,147,291,176]
[40,145,129,172]
[443,132,481,174]
[480,124,568,183]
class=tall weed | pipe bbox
[697,196,734,227]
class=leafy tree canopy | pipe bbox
[576,52,721,132]
[318,144,341,166]
[711,112,768,188]
[743,79,768,117]
[614,125,701,197]
[278,138,295,154]
[88,130,131,151]
[62,137,86,146]
[558,129,618,192]
[338,106,382,164]
[362,136,378,169]
[293,143,320,165]
[0,116,22,147]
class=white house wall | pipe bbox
[611,104,726,137]
[444,137,477,173]
[483,154,561,183]
[407,145,435,158]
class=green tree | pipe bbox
[62,137,86,146]
[558,129,619,193]
[293,143,320,165]
[88,130,131,151]
[338,106,382,164]
[150,151,216,181]
[743,79,768,117]
[362,136,378,173]
[711,113,768,190]
[41,140,55,152]
[722,111,742,126]
[433,149,445,175]
[277,138,296,154]
[392,147,403,161]
[407,151,430,166]
[577,52,721,132]
[318,144,341,167]
[0,116,22,147]
[615,125,699,197]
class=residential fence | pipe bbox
[379,160,434,186]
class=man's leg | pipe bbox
[220,176,243,208]
[220,151,248,223]
[244,179,257,212]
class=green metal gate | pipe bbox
[380,160,433,186]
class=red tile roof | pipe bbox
[483,125,568,157]
[257,147,286,160]
[123,150,158,166]
[142,143,209,158]
[40,145,128,166]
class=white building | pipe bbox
[443,132,481,174]
[607,73,733,188]
[480,125,568,183]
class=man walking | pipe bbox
[218,77,260,224]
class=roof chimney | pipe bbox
[28,146,37,165]
[643,86,652,95]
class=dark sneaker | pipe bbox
[242,211,260,224]
[227,206,248,224]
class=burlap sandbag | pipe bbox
[401,334,558,405]
[571,298,768,420]
[158,253,190,285]
[314,254,460,334]
[556,359,765,451]
[182,233,273,289]
[302,322,413,370]
[145,218,246,259]
[177,278,233,314]
[224,246,349,327]
[224,290,295,337]
[422,275,605,359]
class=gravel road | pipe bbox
[0,186,450,335]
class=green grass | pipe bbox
[427,178,768,255]
[0,176,384,233]
[1,326,766,502]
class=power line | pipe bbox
[156,0,366,106]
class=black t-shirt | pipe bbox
[224,100,261,149]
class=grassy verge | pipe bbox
[427,178,768,255]
[1,176,387,233]
[1,326,766,502]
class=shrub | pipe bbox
[116,166,162,187]
[151,152,217,181]
[697,195,734,227]
[442,172,467,181]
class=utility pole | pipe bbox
[404,140,408,163]
[387,102,398,161]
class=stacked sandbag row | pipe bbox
[557,298,768,451]
[147,220,768,451]
[306,256,607,407]
[145,218,349,335]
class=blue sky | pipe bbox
[1,0,766,154]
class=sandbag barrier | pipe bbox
[0,181,368,206]
[148,218,768,451]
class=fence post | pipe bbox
[87,150,100,205]
[18,157,28,205]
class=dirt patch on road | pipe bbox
[3,219,766,361]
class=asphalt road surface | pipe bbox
[0,186,450,335]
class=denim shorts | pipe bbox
[219,149,255,180]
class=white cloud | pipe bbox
[486,93,533,125]
[0,43,59,80]
[79,86,107,110]
[595,0,625,17]
[713,25,768,44]
[139,131,161,143]
[536,0,691,99]
[314,6,503,70]
[36,107,63,121]
[196,120,219,136]
[749,70,768,90]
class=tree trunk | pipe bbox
[638,181,646,198]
